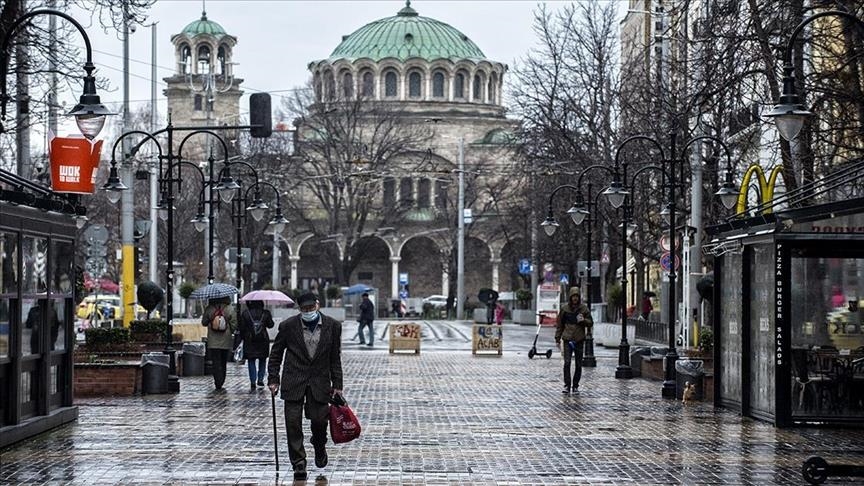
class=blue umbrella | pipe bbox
[343,283,373,296]
[189,282,238,300]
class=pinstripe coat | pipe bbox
[267,313,343,402]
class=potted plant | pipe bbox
[512,289,535,325]
[178,282,197,318]
[321,285,346,321]
[130,319,168,344]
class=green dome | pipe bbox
[329,2,486,62]
[182,11,227,37]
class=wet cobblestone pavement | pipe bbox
[2,321,864,485]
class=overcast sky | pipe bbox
[52,0,626,136]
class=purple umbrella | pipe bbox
[239,290,295,306]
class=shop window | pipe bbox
[194,94,203,111]
[1,231,18,295]
[22,236,47,294]
[789,255,864,419]
[432,71,445,98]
[0,298,9,359]
[384,71,398,98]
[51,240,74,296]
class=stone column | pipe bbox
[289,255,300,290]
[442,268,449,296]
[491,258,501,292]
[390,256,401,301]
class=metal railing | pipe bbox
[631,318,668,345]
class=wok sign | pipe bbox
[49,137,104,194]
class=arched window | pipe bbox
[342,72,354,99]
[384,71,398,98]
[454,72,466,99]
[180,44,191,74]
[197,45,211,74]
[473,73,484,101]
[325,71,336,101]
[217,45,228,75]
[313,73,322,101]
[194,94,203,111]
[408,71,422,98]
[488,73,497,104]
[399,178,413,207]
[361,71,375,98]
[432,71,445,98]
[383,177,395,206]
[435,180,449,209]
[417,179,431,208]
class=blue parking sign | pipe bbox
[518,258,531,275]
[560,273,569,284]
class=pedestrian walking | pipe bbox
[238,300,275,392]
[268,292,344,481]
[641,292,654,320]
[358,292,375,347]
[201,296,238,391]
[494,301,505,325]
[555,288,593,394]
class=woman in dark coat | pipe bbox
[238,300,275,391]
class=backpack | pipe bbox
[250,310,265,337]
[211,306,227,332]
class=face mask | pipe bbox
[301,311,319,322]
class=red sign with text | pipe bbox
[50,137,103,194]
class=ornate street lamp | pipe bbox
[764,10,864,141]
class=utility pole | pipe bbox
[15,2,30,178]
[120,0,135,326]
[456,137,465,321]
[47,0,57,142]
[148,22,159,283]
[272,232,281,289]
[529,169,538,309]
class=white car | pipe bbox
[422,295,449,309]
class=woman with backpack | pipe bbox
[202,296,238,391]
[239,300,275,392]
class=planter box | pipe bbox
[512,309,536,325]
[320,307,345,321]
[74,362,142,397]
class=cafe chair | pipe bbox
[792,348,824,411]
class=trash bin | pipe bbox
[182,342,206,376]
[141,352,170,394]
[675,359,705,400]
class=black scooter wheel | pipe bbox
[545,349,552,359]
[528,349,535,359]
[802,456,828,485]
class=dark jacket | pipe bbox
[555,288,593,343]
[268,313,343,402]
[359,298,375,322]
[238,307,275,359]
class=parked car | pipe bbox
[422,295,449,309]
[76,295,157,321]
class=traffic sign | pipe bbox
[84,257,107,277]
[399,272,409,285]
[659,235,679,252]
[559,273,569,284]
[518,259,531,275]
[83,225,109,245]
[601,252,609,264]
[659,252,680,272]
[226,247,252,265]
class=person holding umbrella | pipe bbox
[268,292,344,481]
[201,295,238,391]
[238,300,275,392]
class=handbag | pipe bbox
[233,342,244,362]
[328,394,361,444]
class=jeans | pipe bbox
[358,320,374,345]
[562,340,585,389]
[283,386,329,472]
[247,357,266,383]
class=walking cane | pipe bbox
[270,390,280,471]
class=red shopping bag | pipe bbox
[328,396,361,444]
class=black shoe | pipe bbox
[257,380,265,387]
[314,446,328,468]
[562,387,570,394]
[250,383,256,392]
[293,470,308,481]
[571,385,579,394]
[366,343,373,347]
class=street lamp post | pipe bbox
[603,134,737,395]
[215,160,262,294]
[765,10,864,141]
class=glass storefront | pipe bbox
[790,255,864,419]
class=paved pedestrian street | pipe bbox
[2,321,863,485]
